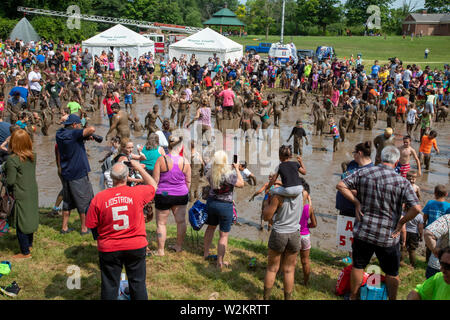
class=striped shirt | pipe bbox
[342,164,419,247]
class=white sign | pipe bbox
[336,215,355,252]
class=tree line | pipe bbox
[0,0,448,42]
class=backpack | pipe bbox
[101,154,113,173]
[0,219,9,237]
[0,176,14,221]
[188,200,208,231]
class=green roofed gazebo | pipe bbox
[203,6,245,36]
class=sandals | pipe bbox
[147,250,164,257]
[168,245,183,253]
[60,228,74,234]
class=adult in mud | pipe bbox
[176,91,190,128]
[373,127,395,165]
[91,76,104,112]
[240,101,255,133]
[106,103,132,141]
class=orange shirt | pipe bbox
[419,135,437,154]
[396,96,408,114]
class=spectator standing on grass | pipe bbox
[336,146,421,300]
[4,129,38,260]
[262,166,303,300]
[298,182,317,286]
[407,247,450,300]
[423,185,450,263]
[203,150,244,269]
[424,215,450,279]
[152,136,191,256]
[56,114,96,235]
[86,161,157,300]
[336,141,373,263]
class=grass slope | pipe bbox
[230,35,450,69]
[0,209,427,300]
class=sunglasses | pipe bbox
[440,262,450,271]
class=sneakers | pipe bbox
[0,281,21,297]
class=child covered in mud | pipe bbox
[328,118,340,152]
[249,173,283,231]
[267,145,306,199]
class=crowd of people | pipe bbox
[0,36,448,300]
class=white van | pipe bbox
[268,42,298,65]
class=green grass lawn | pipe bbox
[0,209,428,300]
[230,35,450,69]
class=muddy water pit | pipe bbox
[33,92,449,253]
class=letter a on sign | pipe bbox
[345,220,353,232]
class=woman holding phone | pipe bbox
[203,150,244,269]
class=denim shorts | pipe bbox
[205,198,234,232]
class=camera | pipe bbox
[123,161,132,168]
[91,134,103,143]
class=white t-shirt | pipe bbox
[402,69,412,82]
[395,73,402,86]
[241,168,252,182]
[407,109,417,124]
[405,212,423,233]
[28,71,42,91]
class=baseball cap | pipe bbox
[296,120,302,125]
[64,114,82,125]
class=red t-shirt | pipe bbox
[395,96,408,114]
[63,51,70,62]
[204,76,212,88]
[86,185,155,252]
[103,96,120,116]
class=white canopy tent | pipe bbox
[82,24,154,70]
[169,28,243,66]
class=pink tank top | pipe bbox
[299,204,310,235]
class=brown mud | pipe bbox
[33,91,449,253]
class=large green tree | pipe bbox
[424,0,450,13]
[344,0,394,27]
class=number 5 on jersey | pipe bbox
[112,206,129,231]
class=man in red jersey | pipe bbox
[86,160,157,300]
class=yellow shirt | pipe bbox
[379,70,389,83]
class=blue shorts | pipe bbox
[124,95,132,105]
[205,198,234,232]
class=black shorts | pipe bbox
[339,209,356,218]
[62,175,94,213]
[406,232,420,251]
[352,238,400,277]
[154,193,188,210]
[31,89,41,97]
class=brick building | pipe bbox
[402,13,450,36]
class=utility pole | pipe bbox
[280,0,286,44]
